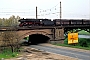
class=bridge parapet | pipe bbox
[0,26,18,31]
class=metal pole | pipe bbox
[60,1,62,25]
[36,6,38,19]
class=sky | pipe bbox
[0,0,90,19]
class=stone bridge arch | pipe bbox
[0,27,64,44]
[17,29,53,41]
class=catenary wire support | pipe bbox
[60,1,62,26]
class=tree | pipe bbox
[8,15,20,26]
[0,31,20,53]
[3,19,11,26]
[1,18,6,26]
[0,15,20,26]
[15,16,20,25]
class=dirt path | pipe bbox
[5,46,78,60]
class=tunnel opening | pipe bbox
[28,34,50,45]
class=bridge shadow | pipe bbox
[28,34,50,45]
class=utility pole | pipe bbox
[60,1,62,25]
[36,6,38,19]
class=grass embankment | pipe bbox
[78,30,90,35]
[54,30,90,50]
[0,51,18,59]
[54,38,90,50]
[0,49,19,59]
[55,44,90,50]
[0,45,23,59]
[55,38,90,50]
[0,52,18,59]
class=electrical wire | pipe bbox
[38,2,59,12]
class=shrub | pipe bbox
[64,38,90,47]
[78,38,90,47]
[64,38,68,45]
[12,54,15,57]
[24,37,29,40]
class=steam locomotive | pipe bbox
[18,18,54,27]
[18,18,90,27]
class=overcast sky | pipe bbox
[0,0,90,19]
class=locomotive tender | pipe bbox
[18,18,90,27]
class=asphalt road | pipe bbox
[30,45,90,60]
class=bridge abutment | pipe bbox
[50,27,64,44]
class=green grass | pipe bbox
[54,43,90,50]
[0,48,19,59]
[78,30,90,35]
[53,37,90,50]
[0,52,19,59]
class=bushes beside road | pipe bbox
[54,38,90,50]
[64,38,90,47]
[54,30,90,50]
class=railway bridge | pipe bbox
[0,26,64,44]
[0,25,90,44]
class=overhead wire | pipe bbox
[0,8,35,16]
[0,2,60,18]
[38,2,60,17]
[38,2,59,12]
[39,3,59,10]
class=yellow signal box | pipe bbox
[68,33,78,44]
